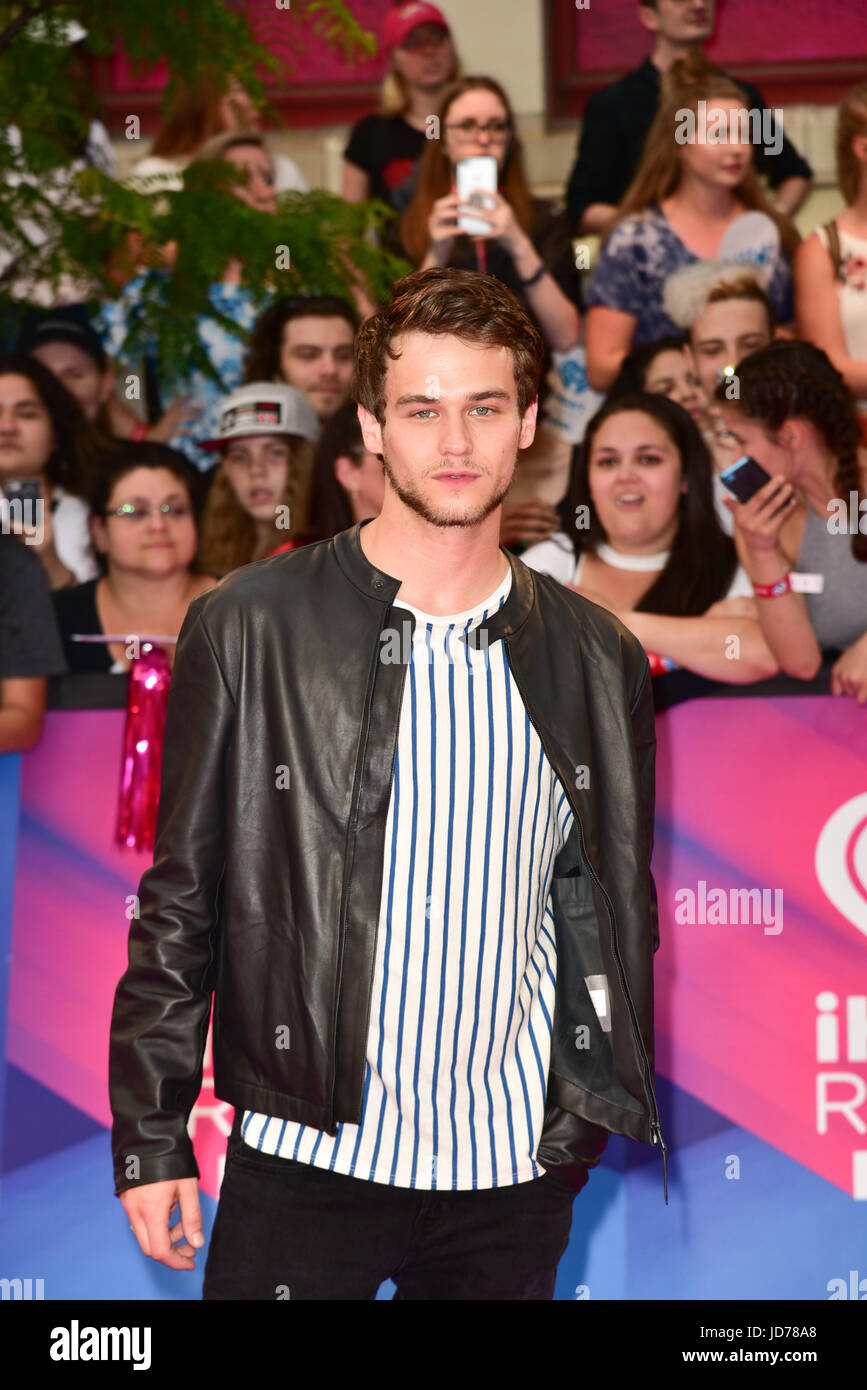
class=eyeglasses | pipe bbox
[103,502,192,520]
[445,118,510,140]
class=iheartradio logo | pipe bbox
[815,794,867,937]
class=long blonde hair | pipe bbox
[836,80,867,206]
[613,53,799,258]
[196,437,314,577]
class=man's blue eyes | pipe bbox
[412,406,495,418]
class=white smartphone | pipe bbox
[455,155,498,236]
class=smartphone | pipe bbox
[455,155,498,236]
[719,455,773,504]
[4,476,42,507]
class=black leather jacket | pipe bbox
[109,521,668,1200]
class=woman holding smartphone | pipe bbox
[400,76,581,355]
[0,353,97,590]
[522,392,778,685]
[714,341,867,702]
[399,76,581,553]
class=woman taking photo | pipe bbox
[522,392,777,685]
[714,341,867,702]
[0,353,97,590]
[400,76,581,354]
[585,54,797,391]
[52,440,216,673]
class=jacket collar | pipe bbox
[333,519,536,645]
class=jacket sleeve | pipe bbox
[538,1106,610,1192]
[108,594,234,1194]
[628,647,659,954]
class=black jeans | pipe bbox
[202,1114,583,1301]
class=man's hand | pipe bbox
[121,1177,205,1271]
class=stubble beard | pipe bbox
[379,450,517,529]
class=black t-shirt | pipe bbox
[433,196,583,313]
[52,578,113,674]
[344,114,426,213]
[0,533,68,679]
[566,57,813,233]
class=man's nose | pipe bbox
[436,416,473,455]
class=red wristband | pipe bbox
[129,421,149,442]
[752,573,791,598]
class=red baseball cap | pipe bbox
[382,3,450,53]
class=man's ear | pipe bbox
[357,402,384,458]
[333,453,359,492]
[637,2,659,38]
[518,396,539,451]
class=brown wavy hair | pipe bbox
[613,53,799,259]
[353,265,544,427]
[836,80,867,206]
[400,76,534,267]
[713,340,867,562]
[196,437,315,577]
[151,73,240,159]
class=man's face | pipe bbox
[278,316,355,420]
[357,332,536,530]
[640,0,716,44]
[689,299,772,397]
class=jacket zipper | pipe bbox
[504,644,669,1204]
[330,604,413,1128]
[328,626,386,1126]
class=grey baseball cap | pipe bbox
[200,381,320,450]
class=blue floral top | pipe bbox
[95,274,267,468]
[585,204,793,343]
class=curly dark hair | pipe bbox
[714,340,867,563]
[0,351,89,494]
[559,391,738,616]
[243,295,359,384]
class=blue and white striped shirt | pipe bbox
[242,565,575,1188]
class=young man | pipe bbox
[567,0,812,236]
[244,296,359,426]
[109,267,665,1302]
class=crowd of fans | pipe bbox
[2,0,867,756]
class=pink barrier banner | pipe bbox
[653,696,867,1200]
[7,696,867,1202]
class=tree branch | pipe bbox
[0,0,56,55]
